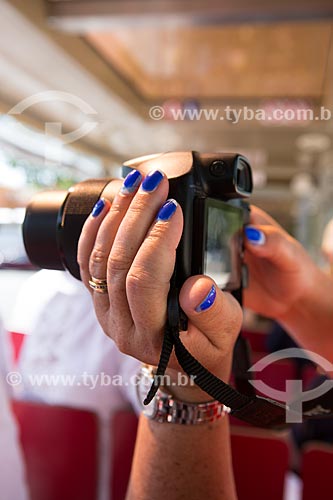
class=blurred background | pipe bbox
[0,0,333,325]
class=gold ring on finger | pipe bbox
[88,276,108,294]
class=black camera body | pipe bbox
[23,151,252,296]
[124,151,252,293]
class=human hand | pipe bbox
[77,170,242,400]
[244,206,318,320]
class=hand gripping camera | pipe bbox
[23,151,253,296]
[23,152,333,428]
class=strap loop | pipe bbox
[143,282,333,428]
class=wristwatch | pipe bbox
[136,365,231,425]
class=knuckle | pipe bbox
[109,199,127,217]
[126,196,156,220]
[90,246,109,267]
[272,229,288,255]
[107,253,131,276]
[131,196,151,212]
[147,224,168,242]
[145,224,177,255]
[223,295,243,336]
[114,334,131,355]
[126,269,153,294]
[127,259,170,291]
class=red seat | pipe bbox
[301,364,318,389]
[110,410,138,500]
[230,356,297,426]
[251,352,298,398]
[241,329,268,353]
[12,400,99,500]
[8,331,25,362]
[301,442,333,500]
[231,426,290,500]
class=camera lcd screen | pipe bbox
[204,199,243,290]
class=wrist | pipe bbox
[162,369,209,403]
[277,267,333,360]
[161,357,232,403]
[275,256,319,326]
[137,365,231,425]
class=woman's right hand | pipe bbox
[243,205,318,321]
[244,206,333,363]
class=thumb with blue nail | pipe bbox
[176,275,242,387]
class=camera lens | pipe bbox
[23,190,68,272]
[23,179,114,279]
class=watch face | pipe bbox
[137,367,157,418]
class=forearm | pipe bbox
[126,358,236,500]
[278,269,333,363]
[126,414,236,500]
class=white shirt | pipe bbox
[9,270,141,500]
[0,323,28,500]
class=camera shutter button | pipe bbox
[209,161,226,177]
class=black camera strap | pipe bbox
[144,283,333,428]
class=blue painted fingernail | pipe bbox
[195,285,216,313]
[245,226,266,245]
[157,199,177,221]
[141,170,164,193]
[121,169,142,194]
[91,198,105,218]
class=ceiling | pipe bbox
[86,23,331,100]
[1,0,333,222]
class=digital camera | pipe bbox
[23,151,253,294]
